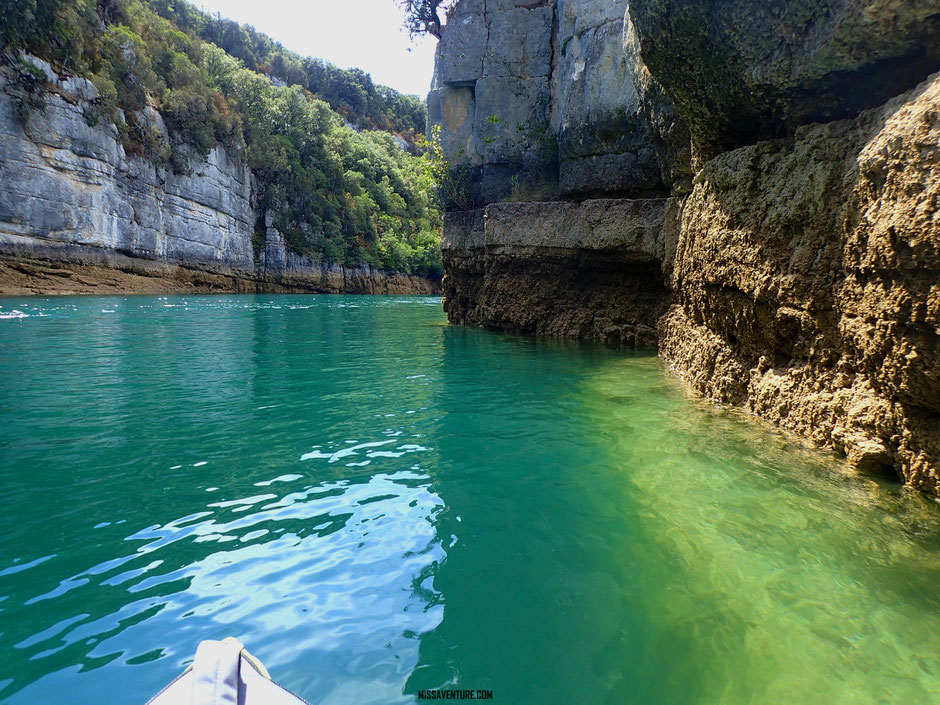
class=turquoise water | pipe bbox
[0,295,938,705]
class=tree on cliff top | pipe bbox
[399,0,455,40]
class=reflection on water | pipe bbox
[0,295,938,705]
[0,296,447,704]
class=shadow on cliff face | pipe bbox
[661,74,940,491]
[441,200,676,349]
[627,0,940,162]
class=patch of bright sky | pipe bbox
[194,0,438,98]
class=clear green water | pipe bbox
[0,295,938,705]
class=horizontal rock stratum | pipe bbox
[442,199,677,345]
[431,0,940,496]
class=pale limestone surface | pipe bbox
[0,64,255,272]
[428,0,674,203]
[553,0,663,194]
[484,199,666,256]
[0,60,438,295]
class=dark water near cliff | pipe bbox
[0,295,938,705]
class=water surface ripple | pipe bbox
[0,295,937,705]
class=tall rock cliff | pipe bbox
[430,0,684,346]
[431,0,940,495]
[0,58,439,296]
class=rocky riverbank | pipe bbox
[431,0,940,496]
[0,253,439,296]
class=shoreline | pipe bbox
[0,253,442,297]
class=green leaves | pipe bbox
[424,124,474,210]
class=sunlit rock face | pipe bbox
[433,0,940,495]
[661,74,940,494]
[0,61,255,272]
[427,0,676,204]
[0,59,440,296]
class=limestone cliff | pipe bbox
[427,0,675,203]
[628,0,940,162]
[0,59,439,296]
[431,0,940,495]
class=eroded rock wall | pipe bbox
[627,0,940,162]
[434,0,940,494]
[0,59,440,295]
[431,0,680,346]
[552,0,666,196]
[428,0,674,203]
[661,75,940,492]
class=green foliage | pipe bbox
[6,55,50,123]
[0,0,442,276]
[424,124,474,210]
[398,0,455,40]
[149,1,427,140]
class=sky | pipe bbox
[194,0,438,98]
